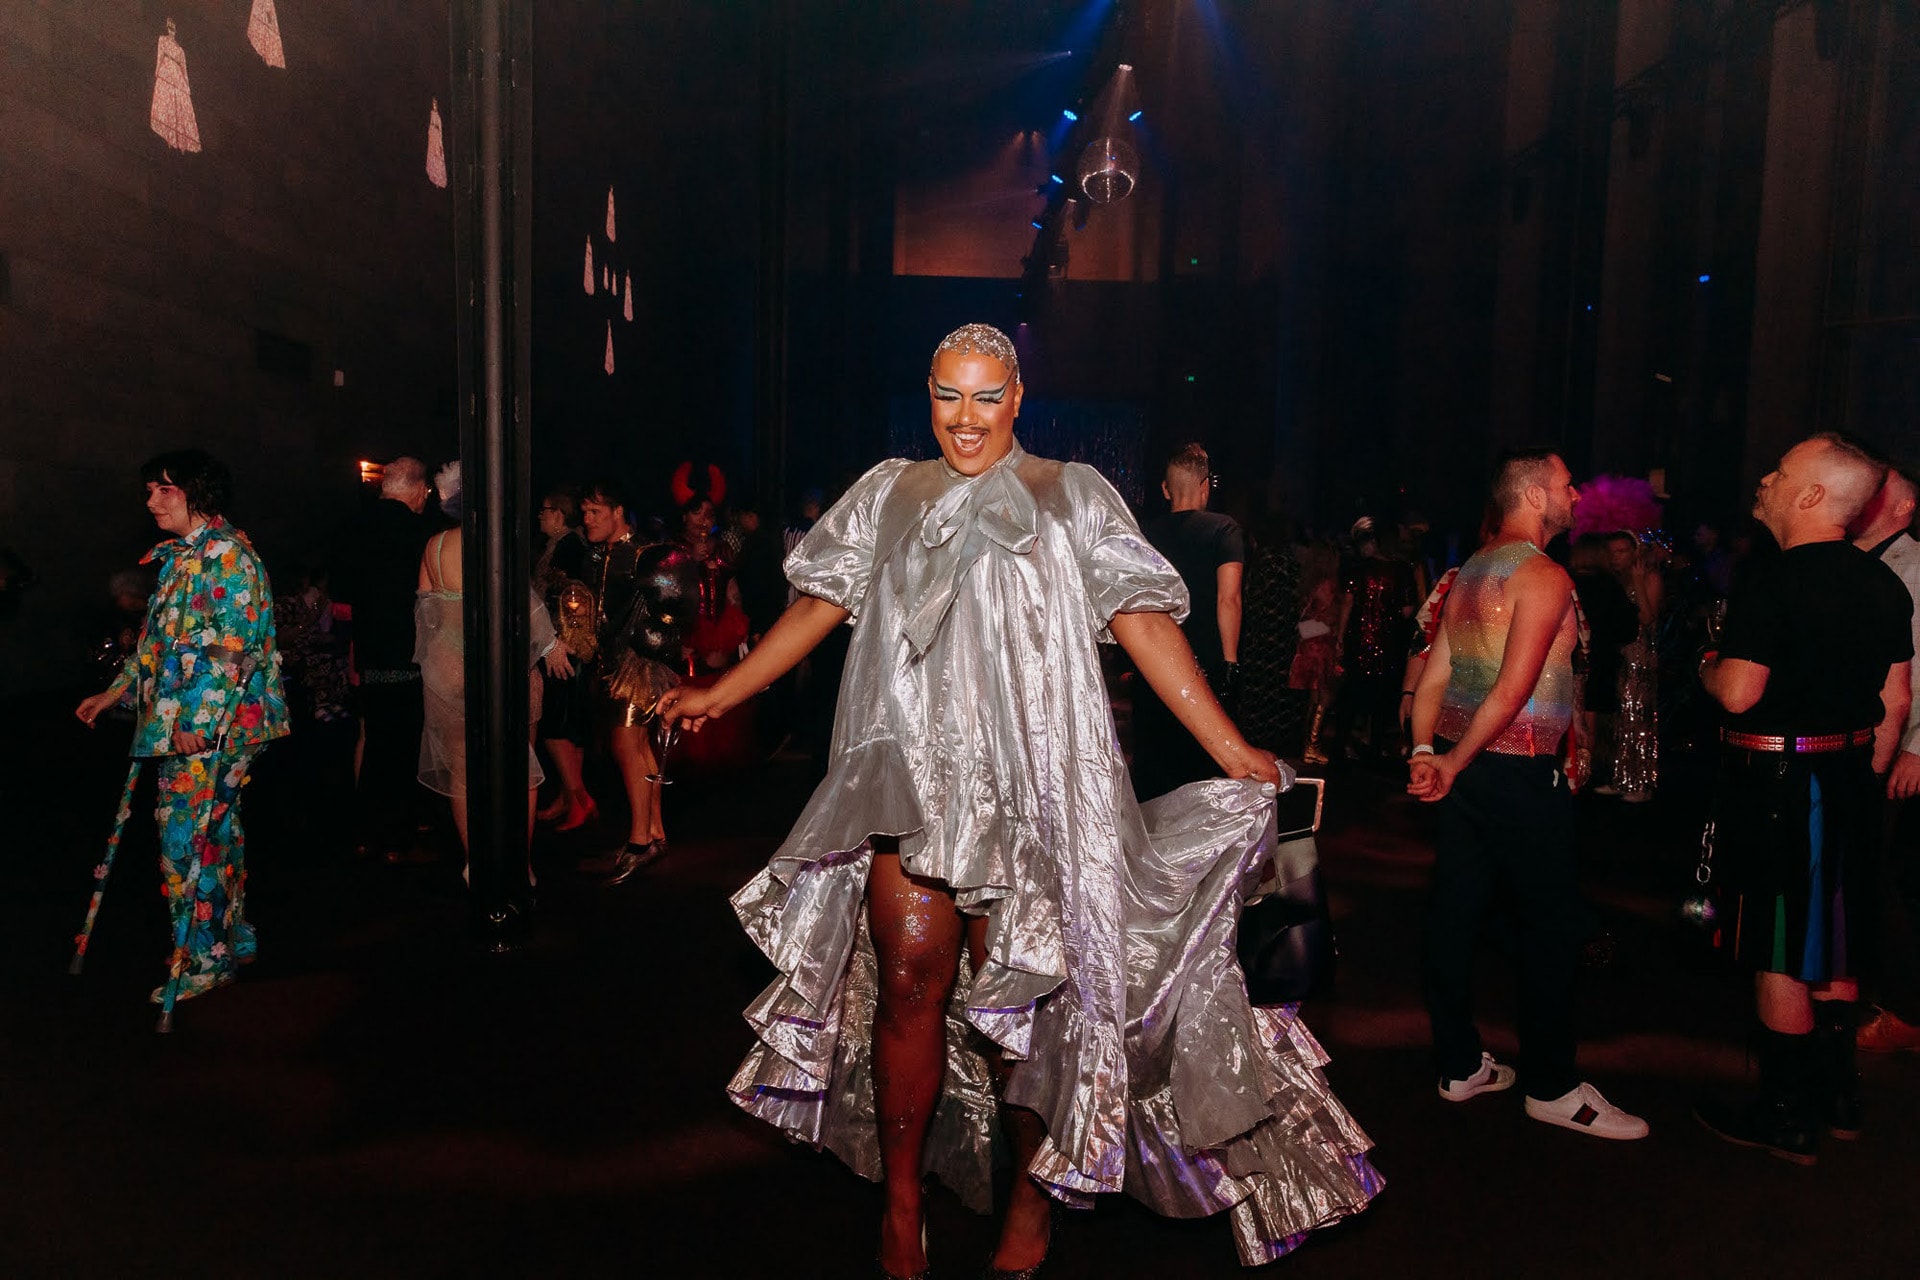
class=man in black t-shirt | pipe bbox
[1133,443,1245,799]
[334,457,436,861]
[1696,433,1914,1164]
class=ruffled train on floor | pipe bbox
[726,773,1381,1266]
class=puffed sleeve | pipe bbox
[784,458,912,619]
[1063,462,1189,642]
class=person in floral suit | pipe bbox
[77,450,290,1003]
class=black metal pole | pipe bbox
[754,0,791,516]
[450,0,534,950]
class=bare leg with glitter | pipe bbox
[869,840,962,1278]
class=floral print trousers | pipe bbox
[152,744,261,1002]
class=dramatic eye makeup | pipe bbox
[931,376,1012,405]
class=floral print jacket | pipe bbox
[108,517,291,757]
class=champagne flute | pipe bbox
[646,709,680,785]
[1705,599,1728,646]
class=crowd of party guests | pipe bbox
[62,440,1774,894]
[80,453,821,889]
[1172,475,1769,815]
[81,443,1773,889]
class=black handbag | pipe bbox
[1237,778,1337,1005]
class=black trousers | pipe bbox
[1870,792,1920,1020]
[357,676,425,852]
[1426,745,1584,1100]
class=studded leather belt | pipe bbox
[1720,727,1875,754]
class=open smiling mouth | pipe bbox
[946,429,989,459]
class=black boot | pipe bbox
[1812,999,1862,1140]
[1694,1028,1819,1165]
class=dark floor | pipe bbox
[4,698,1917,1279]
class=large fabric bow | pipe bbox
[901,461,1039,656]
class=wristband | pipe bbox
[1410,743,1436,759]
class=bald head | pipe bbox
[381,456,430,514]
[1755,434,1887,543]
[1852,462,1920,548]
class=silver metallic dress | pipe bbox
[726,444,1381,1265]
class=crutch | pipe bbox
[69,761,145,976]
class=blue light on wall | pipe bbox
[1031,219,1045,230]
[1697,273,1712,284]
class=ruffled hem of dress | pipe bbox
[731,737,1068,1062]
[1125,1005,1382,1266]
[726,773,1380,1262]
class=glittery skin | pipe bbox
[932,323,1020,386]
[1435,541,1578,755]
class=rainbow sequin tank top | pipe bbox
[1434,540,1577,756]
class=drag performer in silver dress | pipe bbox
[658,326,1379,1276]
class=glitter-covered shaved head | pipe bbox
[932,323,1020,386]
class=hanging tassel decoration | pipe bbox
[150,20,203,154]
[584,237,595,295]
[604,321,615,375]
[610,272,619,297]
[602,265,610,290]
[425,99,448,188]
[247,0,286,69]
[623,272,634,321]
[606,187,617,242]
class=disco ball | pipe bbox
[1076,136,1140,205]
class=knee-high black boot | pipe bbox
[1694,1027,1819,1165]
[1812,999,1862,1140]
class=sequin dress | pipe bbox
[727,443,1380,1265]
[1341,556,1416,679]
[1609,583,1659,795]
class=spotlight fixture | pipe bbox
[1128,110,1143,122]
[1031,219,1045,230]
[1697,273,1712,283]
[1062,109,1079,122]
[1049,173,1064,184]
